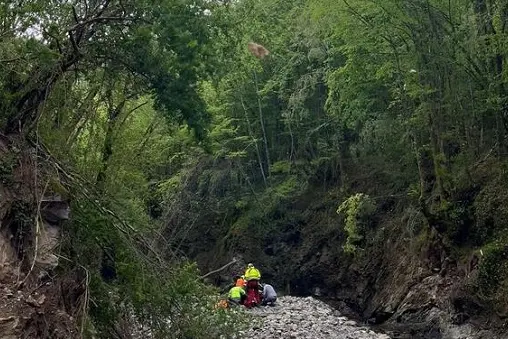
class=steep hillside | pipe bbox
[5,0,508,338]
[0,1,245,337]
[0,135,80,337]
[166,155,508,338]
[157,1,508,336]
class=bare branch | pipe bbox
[68,31,80,54]
[68,16,135,33]
[0,57,24,63]
[45,31,63,54]
[119,0,127,16]
[126,101,149,116]
[198,259,238,280]
[72,5,80,24]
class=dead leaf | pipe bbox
[248,42,270,59]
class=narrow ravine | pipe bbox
[239,296,390,339]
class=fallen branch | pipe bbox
[198,259,237,281]
[19,177,49,287]
[30,140,167,267]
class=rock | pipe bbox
[0,316,17,323]
[40,196,70,224]
[4,289,13,298]
[0,315,20,335]
[243,296,390,339]
[35,223,61,270]
[37,295,46,305]
[25,295,40,307]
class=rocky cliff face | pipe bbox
[0,135,81,338]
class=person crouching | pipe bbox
[228,285,246,306]
[261,283,277,306]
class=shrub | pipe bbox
[337,193,375,254]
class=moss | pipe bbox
[473,175,508,245]
[478,241,508,297]
[477,236,508,314]
[270,160,291,174]
[48,177,71,200]
[337,193,375,254]
[0,152,16,185]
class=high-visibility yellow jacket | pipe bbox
[244,267,261,281]
[228,286,246,300]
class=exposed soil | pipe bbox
[0,274,81,338]
[0,135,82,338]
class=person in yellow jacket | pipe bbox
[228,285,246,305]
[244,263,262,306]
[244,263,261,281]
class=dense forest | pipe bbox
[1,0,508,337]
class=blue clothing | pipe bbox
[263,284,277,302]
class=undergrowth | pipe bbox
[61,196,248,338]
[336,193,375,254]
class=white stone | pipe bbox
[243,296,389,339]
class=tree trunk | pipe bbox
[240,95,267,186]
[96,100,126,189]
[253,72,271,177]
[4,55,80,134]
[474,0,507,153]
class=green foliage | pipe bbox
[0,0,213,136]
[0,152,16,185]
[230,175,305,237]
[473,173,508,244]
[478,242,508,296]
[270,161,291,174]
[477,239,508,314]
[6,0,508,331]
[157,0,508,317]
[337,193,375,254]
[67,198,248,338]
[0,0,247,336]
